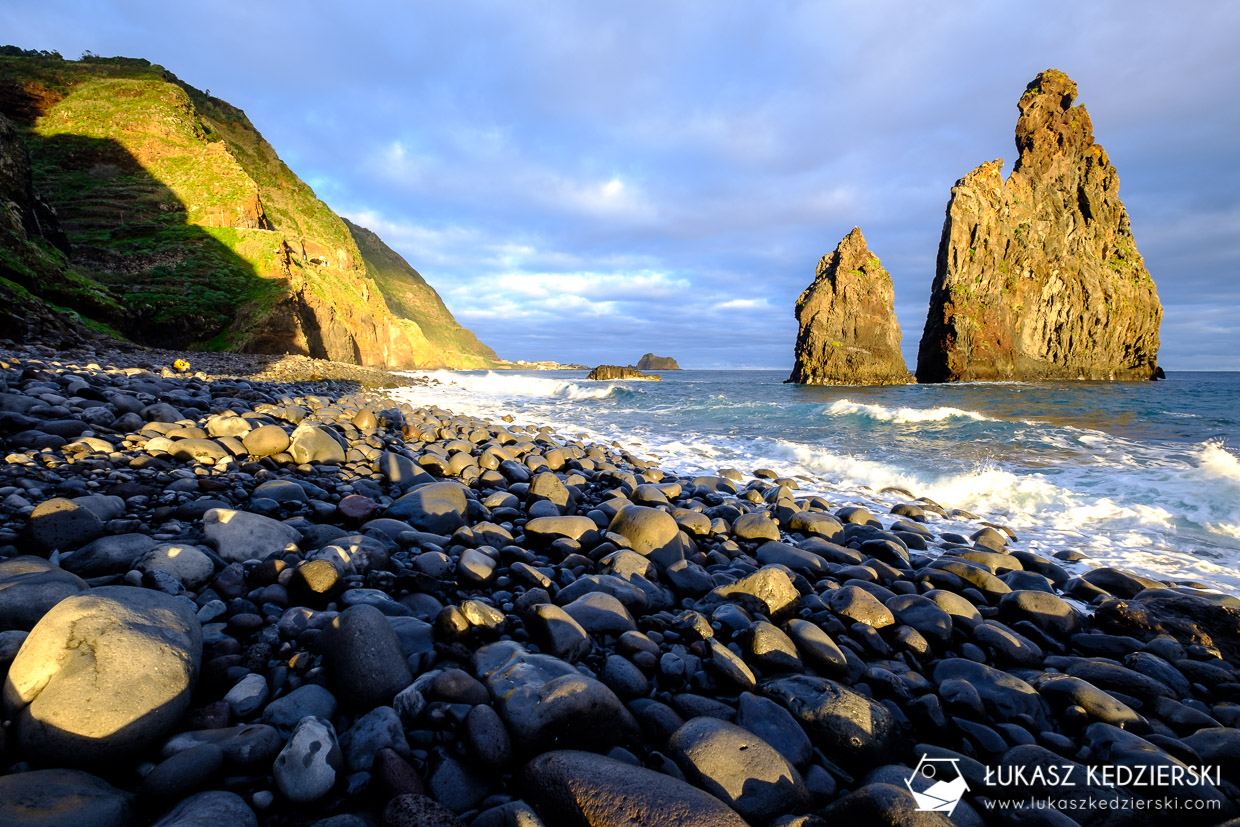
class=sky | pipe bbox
[4,1,1239,369]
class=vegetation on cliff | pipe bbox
[789,228,911,385]
[0,49,497,368]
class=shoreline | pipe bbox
[2,345,1240,824]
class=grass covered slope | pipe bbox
[345,218,498,368]
[0,49,498,368]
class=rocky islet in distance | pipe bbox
[916,69,1163,382]
[0,339,1236,825]
[636,354,681,371]
[788,227,912,386]
[585,365,661,381]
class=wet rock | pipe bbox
[702,566,800,620]
[998,589,1083,637]
[932,659,1050,727]
[607,505,683,566]
[527,603,593,662]
[3,586,202,766]
[827,585,895,628]
[762,675,908,769]
[737,691,813,767]
[380,793,469,827]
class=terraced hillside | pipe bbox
[0,49,498,368]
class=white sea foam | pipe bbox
[403,370,618,401]
[824,399,997,424]
[389,372,1240,594]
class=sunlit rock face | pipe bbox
[2,586,202,767]
[789,227,911,386]
[917,69,1162,383]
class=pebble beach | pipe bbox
[2,343,1240,826]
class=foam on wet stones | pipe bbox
[3,585,202,766]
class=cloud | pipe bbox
[4,0,1238,368]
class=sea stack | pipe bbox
[788,227,911,385]
[916,69,1163,382]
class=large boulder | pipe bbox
[666,717,812,823]
[3,586,202,766]
[789,227,912,385]
[762,674,909,769]
[323,604,413,709]
[28,496,106,550]
[524,750,748,826]
[202,508,300,563]
[385,482,469,535]
[0,768,134,827]
[473,641,640,755]
[917,69,1162,382]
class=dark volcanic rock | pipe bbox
[585,365,660,381]
[524,750,748,827]
[3,586,202,767]
[917,69,1162,382]
[636,353,681,370]
[789,227,912,385]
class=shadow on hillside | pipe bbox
[17,130,276,350]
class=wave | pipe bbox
[407,370,620,401]
[824,399,998,424]
[1198,440,1240,482]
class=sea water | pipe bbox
[390,370,1240,595]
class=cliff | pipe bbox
[788,227,911,385]
[0,50,497,368]
[916,69,1162,382]
[636,353,680,370]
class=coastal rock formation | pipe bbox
[0,50,497,368]
[916,69,1162,382]
[586,365,661,381]
[637,353,681,370]
[788,228,911,385]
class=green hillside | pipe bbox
[0,48,498,367]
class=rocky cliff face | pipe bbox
[788,227,911,385]
[916,69,1162,383]
[0,51,497,368]
[586,365,660,381]
[636,353,680,370]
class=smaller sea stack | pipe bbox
[788,228,911,385]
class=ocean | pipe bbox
[390,370,1240,596]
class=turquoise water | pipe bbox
[392,370,1240,594]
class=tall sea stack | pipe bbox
[789,227,911,385]
[916,69,1162,382]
